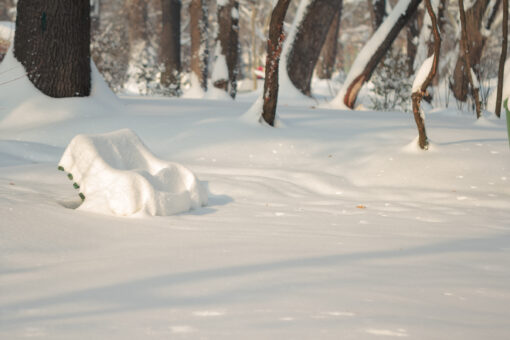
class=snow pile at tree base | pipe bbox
[58,129,207,217]
[0,47,120,129]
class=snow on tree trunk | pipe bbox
[214,0,239,99]
[451,0,490,103]
[495,0,508,118]
[261,0,292,127]
[14,0,91,98]
[411,0,440,150]
[286,0,343,96]
[189,0,209,92]
[160,0,182,96]
[458,0,482,118]
[331,0,422,109]
[316,3,343,80]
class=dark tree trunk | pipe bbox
[339,0,422,109]
[215,0,239,99]
[451,0,490,102]
[261,0,292,127]
[287,0,343,96]
[495,0,508,118]
[14,0,91,98]
[368,0,386,31]
[316,3,343,80]
[412,0,441,150]
[406,9,421,76]
[486,0,502,30]
[458,0,482,118]
[160,0,181,95]
[189,0,208,91]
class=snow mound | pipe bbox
[58,129,207,217]
[0,46,121,129]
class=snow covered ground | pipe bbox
[1,58,510,338]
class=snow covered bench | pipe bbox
[58,129,207,216]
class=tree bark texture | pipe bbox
[287,0,343,96]
[316,3,343,80]
[341,0,422,108]
[189,0,208,91]
[458,0,482,118]
[160,0,181,95]
[451,0,490,102]
[262,0,292,127]
[368,0,386,31]
[412,0,441,150]
[14,0,91,98]
[215,0,239,99]
[495,0,508,117]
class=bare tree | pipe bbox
[450,0,490,103]
[316,3,343,80]
[286,0,343,96]
[458,0,482,118]
[331,0,422,109]
[495,0,508,118]
[160,0,182,95]
[261,0,292,126]
[14,0,91,98]
[214,0,240,99]
[189,0,209,92]
[411,0,441,150]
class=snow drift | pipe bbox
[58,129,207,216]
[0,46,120,129]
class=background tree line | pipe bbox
[0,0,508,147]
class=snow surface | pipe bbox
[0,47,120,129]
[1,47,510,339]
[330,0,414,109]
[58,129,207,216]
[412,56,434,93]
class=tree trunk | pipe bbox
[287,0,343,96]
[367,0,386,31]
[316,3,343,80]
[406,9,421,76]
[261,0,292,127]
[458,0,482,118]
[189,0,208,92]
[495,0,508,118]
[412,0,441,150]
[14,0,91,98]
[451,0,490,102]
[160,0,181,95]
[126,0,148,45]
[333,0,422,109]
[214,0,239,99]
